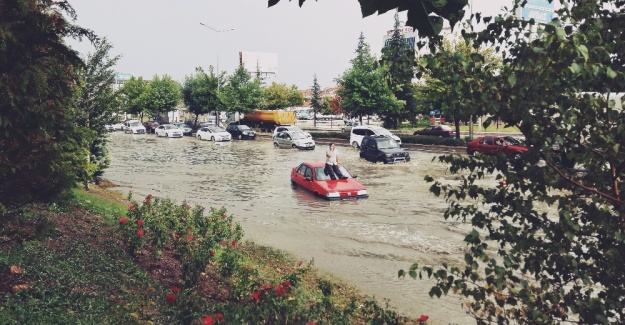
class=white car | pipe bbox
[273,131,315,150]
[196,126,232,142]
[124,121,146,134]
[272,125,312,140]
[155,124,183,138]
[349,125,401,148]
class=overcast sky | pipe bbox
[67,0,513,90]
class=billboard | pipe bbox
[383,26,418,50]
[239,51,278,74]
[518,0,554,24]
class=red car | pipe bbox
[467,136,528,160]
[413,125,456,137]
[290,161,368,200]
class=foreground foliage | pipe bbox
[401,0,625,324]
[0,187,413,324]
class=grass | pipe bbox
[0,185,423,324]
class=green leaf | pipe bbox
[606,67,617,78]
[556,28,566,41]
[577,44,589,61]
[507,74,517,87]
[569,63,581,74]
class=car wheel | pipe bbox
[351,141,359,148]
[211,136,215,142]
[292,144,297,149]
[341,128,346,132]
[290,179,297,187]
[273,142,279,147]
[359,152,365,159]
[197,135,202,140]
[469,150,479,157]
[238,134,242,140]
[166,133,169,138]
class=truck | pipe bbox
[236,110,296,132]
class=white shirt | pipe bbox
[326,148,338,165]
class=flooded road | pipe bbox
[104,132,484,324]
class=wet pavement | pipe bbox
[104,132,482,324]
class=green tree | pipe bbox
[336,33,401,123]
[76,38,121,188]
[0,0,93,213]
[119,76,148,120]
[419,33,501,138]
[310,74,322,127]
[263,82,303,110]
[221,65,264,117]
[182,66,219,128]
[380,12,418,128]
[400,1,625,323]
[268,0,468,38]
[142,74,181,122]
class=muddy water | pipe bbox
[104,132,484,324]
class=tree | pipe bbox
[119,76,148,120]
[380,12,418,128]
[76,38,121,188]
[400,1,625,323]
[182,66,219,128]
[267,0,468,38]
[419,33,501,138]
[221,65,264,118]
[142,74,181,122]
[336,33,401,123]
[310,75,322,127]
[0,0,94,213]
[263,82,303,110]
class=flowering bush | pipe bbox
[118,193,244,286]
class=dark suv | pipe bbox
[359,135,410,164]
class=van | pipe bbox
[349,125,401,148]
[123,120,146,134]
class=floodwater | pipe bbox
[104,132,486,324]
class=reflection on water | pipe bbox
[103,132,471,321]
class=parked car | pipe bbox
[273,131,315,150]
[226,124,256,140]
[196,126,232,142]
[349,125,401,148]
[111,122,124,131]
[341,121,361,133]
[290,161,368,200]
[467,136,528,159]
[155,124,184,138]
[124,120,146,134]
[174,123,193,136]
[359,135,410,164]
[105,124,115,132]
[413,125,456,137]
[272,125,311,140]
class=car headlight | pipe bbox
[385,153,392,158]
[357,190,367,196]
[327,192,340,198]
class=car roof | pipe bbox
[297,161,328,168]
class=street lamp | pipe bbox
[199,22,235,126]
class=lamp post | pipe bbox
[199,22,235,126]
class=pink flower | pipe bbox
[188,227,193,233]
[147,194,153,198]
[145,199,150,204]
[137,229,144,237]
[187,235,194,242]
[222,213,227,219]
[137,219,143,226]
[417,314,429,322]
[252,290,263,302]
[263,285,273,291]
[282,280,291,287]
[307,322,316,325]
[209,250,215,256]
[232,240,237,247]
[202,316,215,325]
[171,287,180,294]
[129,204,134,211]
[275,284,288,297]
[165,293,176,305]
[174,233,181,239]
[298,261,303,267]
[119,217,127,224]
[216,313,224,322]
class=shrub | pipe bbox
[308,131,350,140]
[399,135,466,146]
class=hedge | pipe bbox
[309,131,466,147]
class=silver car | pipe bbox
[273,131,315,150]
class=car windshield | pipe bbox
[291,132,308,140]
[164,125,176,129]
[208,126,225,132]
[314,166,352,181]
[239,125,251,130]
[376,138,400,149]
[130,122,141,127]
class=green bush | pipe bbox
[399,135,466,146]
